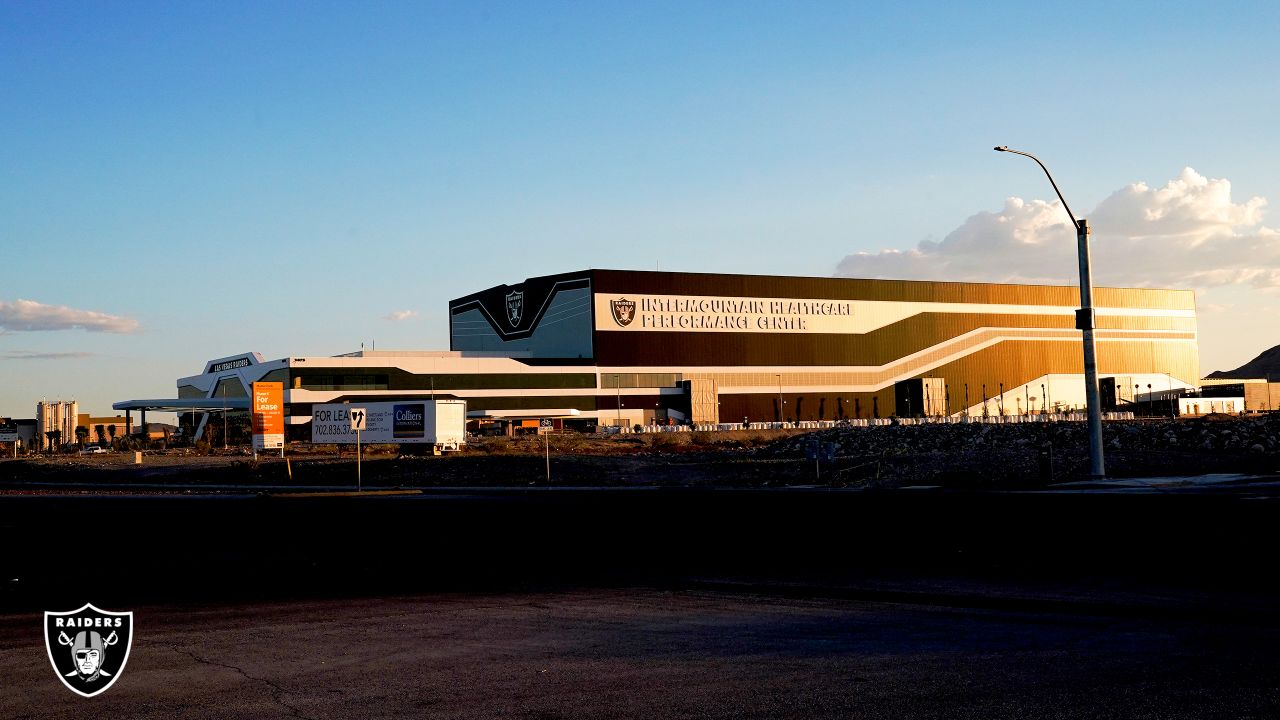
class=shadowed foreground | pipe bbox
[3,488,1280,717]
[3,587,1279,720]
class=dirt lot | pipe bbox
[2,416,1279,490]
[0,430,800,490]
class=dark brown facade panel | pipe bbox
[1094,287,1196,310]
[595,311,1193,367]
[715,391,880,424]
[1098,339,1200,386]
[465,396,599,412]
[714,390,896,424]
[591,270,1195,310]
[898,339,1195,414]
[1095,316,1196,331]
[708,338,1198,423]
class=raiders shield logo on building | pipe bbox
[610,298,636,327]
[505,291,524,327]
[45,604,133,698]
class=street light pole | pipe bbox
[995,145,1105,477]
[776,374,784,424]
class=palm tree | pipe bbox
[74,425,90,448]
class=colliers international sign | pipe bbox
[596,293,855,334]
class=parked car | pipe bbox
[78,446,108,455]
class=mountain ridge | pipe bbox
[1207,344,1280,381]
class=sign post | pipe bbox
[540,418,554,483]
[805,440,819,480]
[805,440,838,481]
[349,407,367,491]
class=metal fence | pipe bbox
[603,412,1136,434]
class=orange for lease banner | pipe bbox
[251,381,284,449]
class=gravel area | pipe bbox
[2,416,1278,490]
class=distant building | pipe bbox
[78,414,129,445]
[1177,396,1245,416]
[36,400,78,449]
[1198,378,1280,412]
[1128,378,1280,415]
[0,417,38,453]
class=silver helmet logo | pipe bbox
[505,291,524,327]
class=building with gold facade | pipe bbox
[134,270,1198,438]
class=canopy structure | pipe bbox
[111,398,252,441]
[113,399,250,413]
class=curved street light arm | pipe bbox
[993,144,1104,478]
[993,146,1080,227]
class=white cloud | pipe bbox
[383,310,418,322]
[0,350,94,360]
[1197,302,1233,315]
[835,168,1280,290]
[0,299,139,333]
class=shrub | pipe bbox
[651,433,685,448]
[553,434,585,452]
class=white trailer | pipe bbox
[311,399,467,450]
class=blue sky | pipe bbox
[3,1,1279,416]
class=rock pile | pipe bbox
[754,414,1280,486]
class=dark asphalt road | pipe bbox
[3,587,1279,719]
[5,487,1280,606]
[4,488,1280,717]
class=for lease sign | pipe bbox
[251,382,284,450]
[311,401,441,444]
